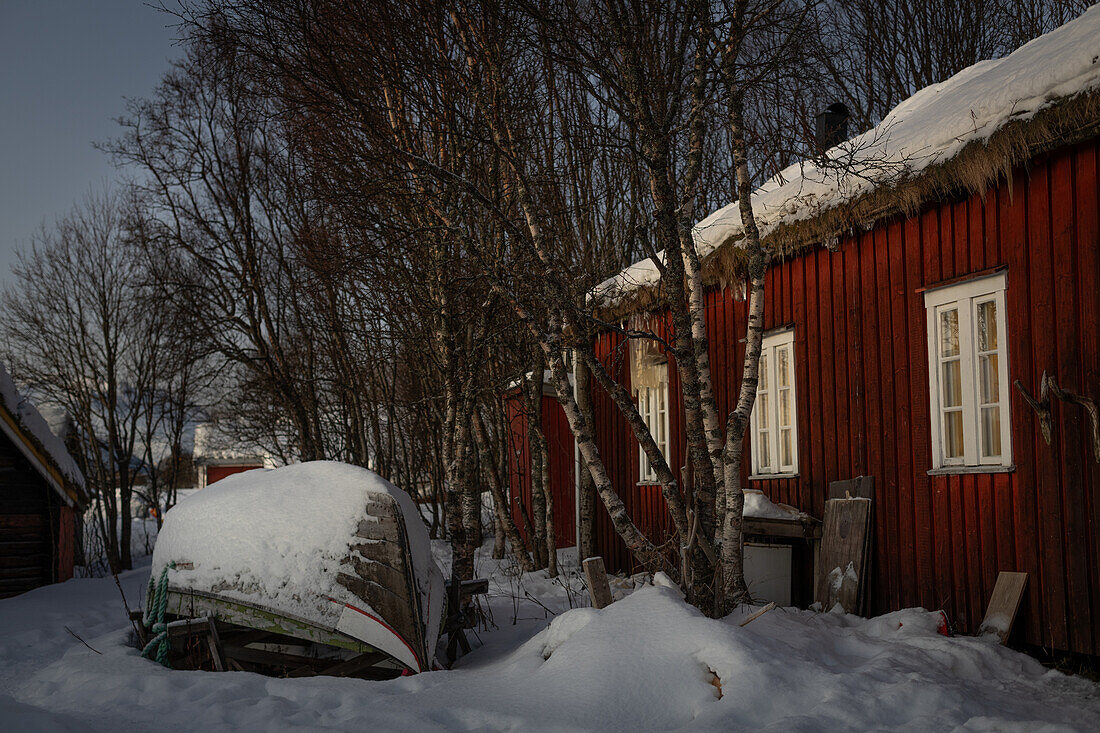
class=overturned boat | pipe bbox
[143,461,445,678]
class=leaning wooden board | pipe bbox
[979,571,1029,643]
[814,498,873,613]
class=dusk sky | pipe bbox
[0,1,181,285]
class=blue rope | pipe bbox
[141,562,174,667]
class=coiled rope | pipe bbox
[141,562,174,667]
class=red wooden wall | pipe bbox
[505,391,576,549]
[584,137,1100,656]
[0,427,75,596]
[205,463,263,486]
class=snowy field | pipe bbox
[1,531,1099,731]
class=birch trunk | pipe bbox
[523,366,550,569]
[718,12,766,611]
[474,409,535,572]
[574,356,598,562]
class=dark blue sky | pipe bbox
[0,1,181,284]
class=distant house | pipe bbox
[193,422,274,488]
[503,373,576,549]
[0,364,86,597]
[509,8,1100,657]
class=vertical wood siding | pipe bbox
[204,464,264,486]
[505,392,576,549]
[0,429,67,597]
[582,138,1100,656]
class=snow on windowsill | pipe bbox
[927,464,1016,476]
[748,473,800,482]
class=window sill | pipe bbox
[927,464,1015,476]
[748,473,800,481]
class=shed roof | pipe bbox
[0,363,86,508]
[192,421,269,465]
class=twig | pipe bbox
[112,568,143,640]
[739,602,777,627]
[65,626,102,655]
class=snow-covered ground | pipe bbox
[1,529,1098,730]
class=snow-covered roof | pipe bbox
[594,6,1100,310]
[192,421,268,465]
[0,363,85,507]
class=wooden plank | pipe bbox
[976,475,999,629]
[874,223,899,614]
[167,616,217,640]
[828,477,874,500]
[1052,148,1092,655]
[1002,166,1043,646]
[969,193,986,273]
[890,218,918,611]
[223,644,330,672]
[1028,156,1069,650]
[0,514,46,529]
[801,255,822,517]
[948,474,971,629]
[962,474,985,630]
[818,249,840,492]
[831,247,852,477]
[910,209,936,612]
[814,498,873,613]
[352,515,401,542]
[843,237,866,479]
[318,651,390,677]
[979,571,1029,643]
[858,229,885,614]
[583,556,614,610]
[1077,139,1100,656]
[954,199,969,278]
[743,515,821,540]
[207,616,226,672]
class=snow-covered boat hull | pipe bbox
[147,462,444,676]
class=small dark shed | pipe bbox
[0,364,86,597]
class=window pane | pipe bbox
[780,428,792,466]
[981,406,1001,458]
[944,410,964,458]
[779,390,791,427]
[758,431,771,468]
[657,404,666,452]
[977,300,997,351]
[979,353,999,405]
[942,360,962,408]
[940,308,960,357]
[777,347,790,387]
[758,353,768,391]
[758,392,769,428]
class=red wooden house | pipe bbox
[193,422,271,488]
[509,9,1100,657]
[0,364,86,597]
[504,374,576,549]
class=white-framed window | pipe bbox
[637,366,670,483]
[750,329,798,475]
[924,271,1011,469]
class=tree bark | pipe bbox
[474,409,535,572]
[574,356,598,562]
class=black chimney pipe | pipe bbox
[814,102,850,153]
